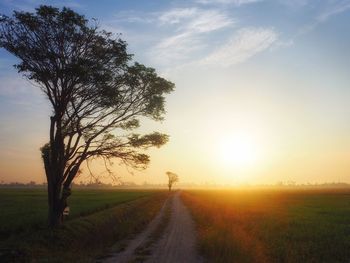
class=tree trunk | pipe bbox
[43,147,65,227]
[43,150,75,228]
[44,114,70,228]
[47,182,72,227]
[47,181,63,227]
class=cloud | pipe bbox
[200,27,278,67]
[112,10,154,24]
[151,8,234,65]
[274,39,294,48]
[195,0,262,5]
[185,9,234,33]
[151,32,205,65]
[278,0,308,8]
[159,8,197,24]
[159,8,234,32]
[317,1,350,22]
[298,0,350,35]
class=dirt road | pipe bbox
[146,192,202,263]
[101,191,202,263]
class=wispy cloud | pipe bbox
[317,0,350,22]
[299,0,350,35]
[112,10,154,24]
[159,8,197,24]
[159,8,234,32]
[195,0,262,5]
[151,8,234,65]
[278,0,308,8]
[184,9,234,33]
[200,27,278,67]
[151,32,205,65]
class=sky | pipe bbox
[0,0,350,185]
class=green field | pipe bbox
[183,189,350,263]
[3,188,350,262]
[0,188,168,262]
[0,188,154,234]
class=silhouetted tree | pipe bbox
[0,6,174,227]
[166,171,179,191]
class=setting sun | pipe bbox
[218,133,260,169]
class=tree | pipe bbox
[0,6,174,227]
[166,171,179,191]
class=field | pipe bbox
[0,188,154,234]
[2,188,350,262]
[0,188,168,262]
[182,189,350,263]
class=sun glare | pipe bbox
[218,134,260,169]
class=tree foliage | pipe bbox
[0,6,174,226]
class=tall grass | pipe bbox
[182,189,350,263]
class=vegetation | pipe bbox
[182,189,350,263]
[166,171,179,191]
[0,189,168,262]
[0,5,174,227]
[0,188,154,234]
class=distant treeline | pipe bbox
[0,180,349,189]
[0,181,162,189]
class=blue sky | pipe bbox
[1,0,350,185]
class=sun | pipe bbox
[218,134,260,169]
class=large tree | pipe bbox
[0,6,174,227]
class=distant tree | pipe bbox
[0,6,174,227]
[166,171,179,191]
[28,181,37,186]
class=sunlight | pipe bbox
[218,133,260,169]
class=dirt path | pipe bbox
[101,196,170,263]
[146,192,202,263]
[101,191,202,263]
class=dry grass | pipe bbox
[182,189,350,263]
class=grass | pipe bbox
[0,188,154,234]
[0,188,169,262]
[182,189,350,263]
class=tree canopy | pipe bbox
[0,5,174,226]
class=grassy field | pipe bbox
[0,188,168,262]
[182,189,350,263]
[0,188,153,234]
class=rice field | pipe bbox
[0,188,167,262]
[182,189,350,263]
[0,188,154,234]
